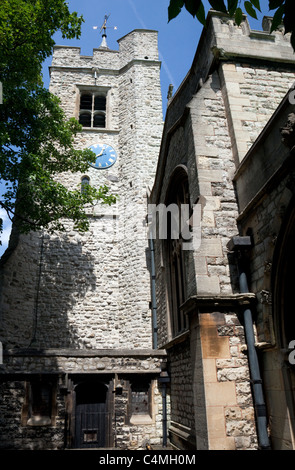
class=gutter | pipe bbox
[228,236,271,450]
[149,230,158,349]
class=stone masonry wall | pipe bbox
[0,373,165,450]
[150,11,295,450]
[241,176,292,344]
[168,337,195,449]
[220,61,295,165]
[154,11,295,351]
[0,378,66,450]
[232,90,295,449]
[0,30,163,351]
[201,311,257,450]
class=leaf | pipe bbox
[196,1,206,25]
[244,1,258,19]
[227,0,238,16]
[208,0,228,14]
[168,0,185,21]
[268,0,284,10]
[0,0,116,238]
[250,0,261,11]
[235,7,243,25]
[184,0,203,17]
[270,4,284,32]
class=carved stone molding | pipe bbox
[257,290,272,305]
[181,293,257,316]
[280,113,295,150]
[264,261,272,274]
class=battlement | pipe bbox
[164,10,295,165]
[209,10,294,64]
[50,28,160,72]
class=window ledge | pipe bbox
[163,330,190,350]
[130,415,153,425]
[80,127,119,134]
[27,416,51,426]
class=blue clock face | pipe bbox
[88,143,117,169]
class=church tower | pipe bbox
[0,27,165,449]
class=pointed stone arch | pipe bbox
[265,194,295,448]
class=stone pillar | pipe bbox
[186,296,257,450]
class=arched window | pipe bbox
[79,112,91,127]
[81,176,90,194]
[165,168,191,337]
[273,198,295,348]
[79,92,106,128]
[269,196,295,447]
[93,112,105,128]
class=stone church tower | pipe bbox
[0,28,165,449]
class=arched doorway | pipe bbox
[271,196,295,448]
[74,382,109,449]
[273,204,295,349]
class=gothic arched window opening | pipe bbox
[81,175,90,194]
[165,168,191,338]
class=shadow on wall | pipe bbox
[0,230,97,349]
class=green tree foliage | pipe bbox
[0,0,116,243]
[168,0,295,51]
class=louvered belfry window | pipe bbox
[79,92,106,128]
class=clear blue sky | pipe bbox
[41,0,271,100]
[0,0,271,256]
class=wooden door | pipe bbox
[74,382,108,449]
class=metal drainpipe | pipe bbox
[162,383,167,447]
[29,230,45,348]
[229,236,271,450]
[149,232,158,349]
[158,372,170,448]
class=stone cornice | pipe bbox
[49,58,161,77]
[180,293,257,315]
[3,348,167,358]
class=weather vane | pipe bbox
[93,14,117,49]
